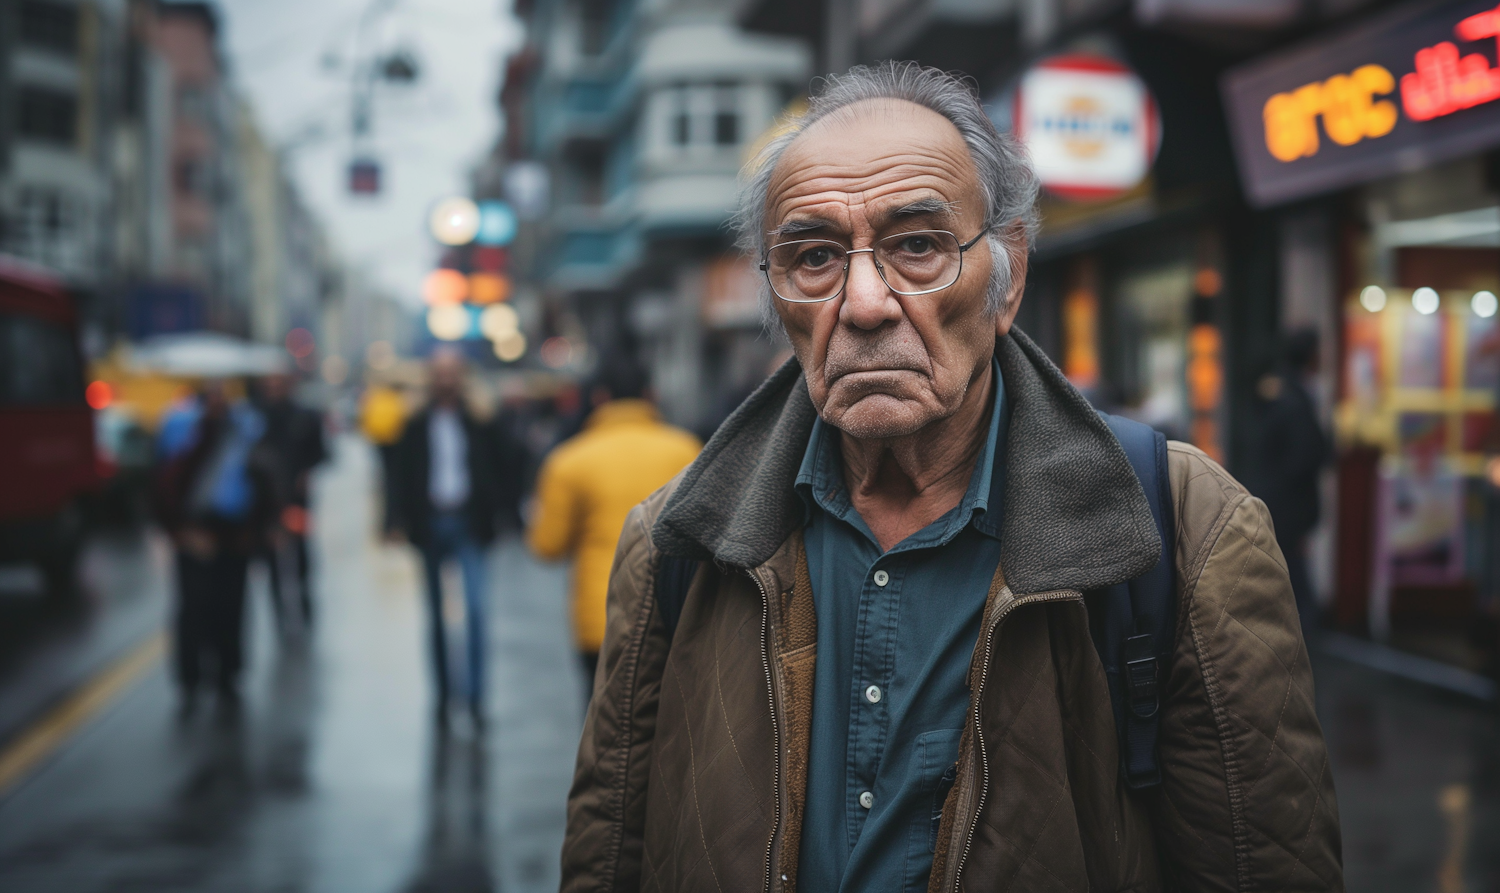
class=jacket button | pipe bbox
[859,790,874,809]
[864,684,881,704]
[873,570,889,586]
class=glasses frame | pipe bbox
[759,227,991,304]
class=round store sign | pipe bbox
[1015,54,1161,201]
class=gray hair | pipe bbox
[737,62,1040,331]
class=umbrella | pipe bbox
[129,332,290,377]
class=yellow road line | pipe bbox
[0,631,167,796]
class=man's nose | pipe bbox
[839,250,904,330]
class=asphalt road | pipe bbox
[0,434,1495,891]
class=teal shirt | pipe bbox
[795,360,1008,893]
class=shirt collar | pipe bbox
[795,357,1008,548]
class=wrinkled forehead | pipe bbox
[765,98,983,233]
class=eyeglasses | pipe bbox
[759,229,989,304]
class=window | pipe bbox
[1,187,84,274]
[0,312,84,406]
[713,85,739,146]
[19,1,78,56]
[17,86,77,145]
[665,83,741,153]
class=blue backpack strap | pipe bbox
[1093,414,1176,790]
[656,554,700,636]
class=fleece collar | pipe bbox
[651,328,1160,595]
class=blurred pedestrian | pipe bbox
[257,372,327,630]
[1256,328,1331,633]
[359,380,407,534]
[526,358,700,693]
[387,348,503,730]
[154,381,278,715]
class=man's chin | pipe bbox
[822,392,934,439]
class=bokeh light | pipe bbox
[429,197,480,245]
[476,200,518,246]
[286,327,315,358]
[427,305,471,341]
[1412,287,1440,315]
[469,272,510,305]
[1473,290,1498,318]
[479,304,519,340]
[1359,285,1386,312]
[540,336,573,368]
[85,381,113,410]
[493,331,526,362]
[423,268,468,305]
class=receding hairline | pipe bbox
[764,97,981,228]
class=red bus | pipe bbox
[0,260,97,595]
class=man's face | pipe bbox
[429,351,465,404]
[765,100,1020,440]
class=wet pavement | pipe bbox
[0,436,581,893]
[0,434,1496,891]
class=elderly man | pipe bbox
[562,64,1342,893]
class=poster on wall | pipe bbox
[1014,54,1162,201]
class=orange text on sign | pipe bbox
[1263,64,1397,162]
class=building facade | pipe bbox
[501,0,810,432]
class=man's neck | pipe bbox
[838,361,994,552]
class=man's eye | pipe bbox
[897,235,933,254]
[800,247,836,268]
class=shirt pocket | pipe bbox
[904,728,963,893]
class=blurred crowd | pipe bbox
[146,350,702,729]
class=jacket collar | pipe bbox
[651,328,1160,594]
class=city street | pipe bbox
[0,435,1496,892]
[0,436,581,893]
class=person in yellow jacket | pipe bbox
[527,364,700,690]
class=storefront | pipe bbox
[1224,0,1500,671]
[1005,41,1255,468]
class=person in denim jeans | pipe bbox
[388,348,504,730]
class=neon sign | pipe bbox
[1401,4,1500,120]
[1260,3,1500,162]
[1263,65,1397,161]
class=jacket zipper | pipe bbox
[752,568,783,893]
[951,589,1081,892]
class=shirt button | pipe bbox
[864,684,882,704]
[873,570,889,587]
[859,790,874,809]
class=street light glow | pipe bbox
[427,305,470,341]
[422,268,468,305]
[429,197,481,245]
[479,304,519,340]
[1412,287,1440,315]
[493,331,526,362]
[1473,290,1498,318]
[1359,285,1386,312]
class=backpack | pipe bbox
[653,414,1175,791]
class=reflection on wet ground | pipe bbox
[0,437,579,893]
[0,435,1497,890]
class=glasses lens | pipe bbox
[875,230,962,294]
[766,240,846,302]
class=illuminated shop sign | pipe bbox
[1224,0,1500,207]
[1015,55,1161,201]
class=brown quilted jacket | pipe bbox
[561,330,1343,893]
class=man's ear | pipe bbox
[995,225,1029,337]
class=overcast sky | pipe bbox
[214,0,522,308]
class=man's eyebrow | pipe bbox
[767,216,841,238]
[883,197,960,221]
